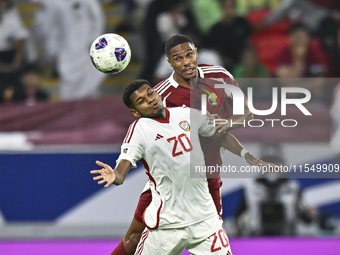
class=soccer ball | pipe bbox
[90,33,131,74]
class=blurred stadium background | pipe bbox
[1,0,340,254]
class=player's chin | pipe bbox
[153,107,164,114]
[182,72,197,80]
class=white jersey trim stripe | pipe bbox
[154,80,170,93]
[162,92,171,107]
[200,66,232,72]
[202,70,235,79]
[135,229,149,255]
[124,119,139,144]
[200,66,225,70]
[123,123,133,144]
[200,66,234,79]
[200,66,228,71]
[158,83,172,96]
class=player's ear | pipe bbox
[167,58,173,67]
[131,108,141,118]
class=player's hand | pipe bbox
[245,153,282,170]
[90,160,116,188]
[244,153,263,166]
[206,112,230,133]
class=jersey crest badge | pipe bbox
[179,120,190,131]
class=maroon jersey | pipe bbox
[153,64,246,216]
[154,64,243,167]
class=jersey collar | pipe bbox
[169,72,180,88]
[169,67,204,87]
[197,66,204,78]
[151,108,170,123]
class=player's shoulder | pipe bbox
[167,105,190,116]
[127,118,142,129]
[153,77,172,93]
[168,106,201,118]
[129,118,154,131]
[123,118,143,144]
[198,64,234,79]
[168,105,188,112]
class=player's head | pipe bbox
[165,34,199,82]
[123,79,164,118]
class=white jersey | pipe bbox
[117,107,217,229]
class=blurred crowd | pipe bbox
[131,0,340,106]
[1,0,340,105]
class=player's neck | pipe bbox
[153,108,167,120]
[173,70,199,89]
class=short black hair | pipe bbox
[165,34,194,56]
[123,79,150,108]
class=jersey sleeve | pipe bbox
[190,108,216,137]
[117,120,145,168]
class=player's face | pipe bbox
[167,42,198,82]
[130,84,165,118]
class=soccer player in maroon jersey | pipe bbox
[111,34,253,255]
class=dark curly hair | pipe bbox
[123,79,151,108]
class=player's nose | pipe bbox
[146,96,154,104]
[183,57,190,65]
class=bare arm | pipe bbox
[90,159,132,187]
[212,99,253,134]
[213,132,262,165]
[219,132,243,156]
[226,99,253,131]
[210,131,280,168]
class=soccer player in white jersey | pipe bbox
[109,34,253,255]
[91,79,277,255]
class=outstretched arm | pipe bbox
[210,131,279,168]
[206,111,276,167]
[222,133,280,168]
[90,159,132,187]
[220,133,261,165]
[225,99,253,131]
[216,99,253,133]
[206,100,253,134]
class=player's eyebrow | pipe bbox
[172,48,193,58]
